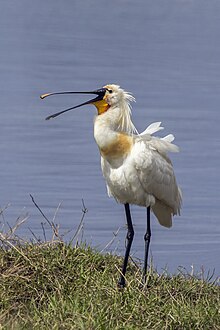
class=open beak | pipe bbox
[40,88,107,120]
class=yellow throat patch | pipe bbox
[92,99,110,115]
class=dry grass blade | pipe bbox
[101,227,121,253]
[70,199,88,245]
[30,194,62,242]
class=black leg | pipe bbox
[143,206,151,283]
[118,203,134,288]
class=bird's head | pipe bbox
[40,84,135,120]
[102,84,124,106]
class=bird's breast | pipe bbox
[100,133,133,160]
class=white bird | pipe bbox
[41,84,182,287]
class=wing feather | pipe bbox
[139,122,164,136]
[134,138,182,226]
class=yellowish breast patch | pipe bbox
[100,134,133,159]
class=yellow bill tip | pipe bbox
[40,93,51,100]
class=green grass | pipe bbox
[0,241,219,329]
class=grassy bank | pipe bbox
[0,241,219,329]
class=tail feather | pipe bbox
[151,200,173,228]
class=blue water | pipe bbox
[0,1,219,276]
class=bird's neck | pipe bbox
[94,108,134,164]
[94,109,119,150]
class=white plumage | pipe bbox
[94,84,182,228]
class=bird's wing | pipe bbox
[138,122,179,155]
[134,139,179,205]
[134,136,182,226]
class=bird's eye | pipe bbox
[108,89,113,94]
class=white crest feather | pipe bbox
[117,87,138,135]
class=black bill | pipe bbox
[40,88,107,120]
